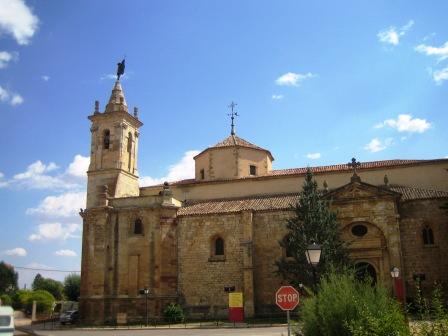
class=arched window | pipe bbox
[134,219,143,235]
[103,129,110,149]
[283,234,293,258]
[215,237,224,256]
[422,226,434,245]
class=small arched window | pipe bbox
[422,226,434,245]
[134,219,143,235]
[103,129,110,149]
[215,237,224,256]
[283,234,293,258]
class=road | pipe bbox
[28,327,289,336]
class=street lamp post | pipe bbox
[390,266,400,299]
[305,242,322,292]
[139,287,150,326]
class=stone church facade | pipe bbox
[79,81,448,323]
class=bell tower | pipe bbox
[86,80,143,208]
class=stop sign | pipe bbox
[275,286,300,311]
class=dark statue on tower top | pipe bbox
[117,59,125,80]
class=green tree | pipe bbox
[63,274,80,301]
[0,261,18,294]
[276,168,349,289]
[25,290,55,314]
[32,274,63,300]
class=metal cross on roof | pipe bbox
[348,157,361,175]
[228,101,239,135]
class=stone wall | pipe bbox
[399,199,448,298]
[177,213,246,318]
[252,211,292,315]
[80,203,178,323]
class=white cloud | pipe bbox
[41,75,50,81]
[275,72,314,86]
[272,94,284,100]
[140,150,200,187]
[375,114,431,133]
[0,171,7,188]
[377,20,414,46]
[100,73,128,81]
[10,93,23,105]
[0,51,17,68]
[3,247,27,257]
[66,155,89,178]
[26,192,86,218]
[29,222,81,241]
[12,160,84,190]
[0,85,23,106]
[306,152,321,159]
[364,138,393,153]
[0,0,39,45]
[415,41,448,62]
[432,67,448,85]
[55,249,77,257]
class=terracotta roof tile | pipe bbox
[177,185,448,216]
[194,135,274,160]
[178,193,299,216]
[389,185,448,201]
[269,159,427,176]
[159,158,447,187]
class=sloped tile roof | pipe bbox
[178,193,299,216]
[159,158,448,187]
[194,134,274,160]
[269,159,429,176]
[177,185,448,216]
[389,185,448,201]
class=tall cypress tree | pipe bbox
[276,168,349,289]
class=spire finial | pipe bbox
[348,157,361,175]
[94,100,99,114]
[348,157,362,182]
[228,101,239,135]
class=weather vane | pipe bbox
[228,101,239,135]
[116,59,125,81]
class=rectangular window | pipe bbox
[200,169,205,180]
[249,165,257,176]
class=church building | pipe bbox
[79,80,448,323]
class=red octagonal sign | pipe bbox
[276,286,300,311]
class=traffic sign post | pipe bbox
[276,286,300,336]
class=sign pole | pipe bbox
[275,286,300,336]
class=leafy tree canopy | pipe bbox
[63,273,80,301]
[276,168,350,289]
[0,261,18,294]
[32,274,63,300]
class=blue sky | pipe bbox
[0,0,447,287]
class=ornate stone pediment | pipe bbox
[326,180,400,201]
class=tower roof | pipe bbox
[105,80,128,113]
[194,134,274,160]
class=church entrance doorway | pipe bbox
[355,262,377,284]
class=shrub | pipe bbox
[0,294,12,306]
[163,303,184,323]
[24,290,55,314]
[412,283,448,336]
[300,270,409,336]
[11,290,31,310]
